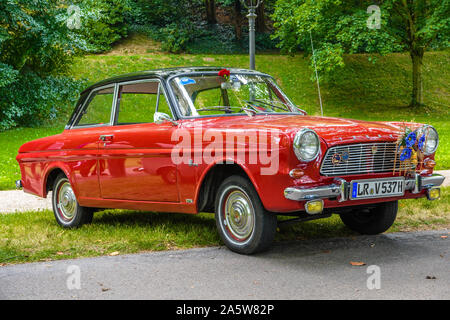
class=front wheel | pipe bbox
[52,174,94,228]
[339,201,398,235]
[215,176,277,255]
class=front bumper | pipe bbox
[284,174,445,202]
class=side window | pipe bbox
[75,87,114,127]
[157,89,172,116]
[117,81,172,125]
[171,84,191,116]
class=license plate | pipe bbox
[350,177,405,200]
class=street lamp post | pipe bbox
[241,0,263,70]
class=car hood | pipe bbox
[186,115,421,147]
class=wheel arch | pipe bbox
[195,160,263,213]
[43,164,76,198]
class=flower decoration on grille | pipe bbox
[418,134,426,151]
[218,69,231,81]
[399,147,412,161]
[393,124,432,176]
[393,125,416,176]
[405,132,417,148]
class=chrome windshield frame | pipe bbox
[166,71,301,120]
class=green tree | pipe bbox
[387,0,449,106]
[73,0,130,53]
[272,0,450,107]
[205,0,217,24]
[126,0,190,27]
[0,0,84,130]
[220,0,276,39]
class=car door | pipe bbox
[97,79,180,202]
[68,84,116,200]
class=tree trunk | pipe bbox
[410,48,424,107]
[256,1,266,33]
[205,0,216,24]
[234,0,243,41]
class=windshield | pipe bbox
[169,72,300,117]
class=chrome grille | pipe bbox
[320,142,412,176]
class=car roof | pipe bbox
[81,67,269,95]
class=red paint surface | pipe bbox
[17,115,435,214]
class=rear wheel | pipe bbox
[215,175,277,254]
[339,201,398,235]
[52,174,94,228]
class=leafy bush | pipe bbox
[186,25,279,54]
[186,23,243,54]
[0,74,85,130]
[0,0,85,131]
[126,0,192,27]
[159,23,194,53]
[126,0,197,53]
[74,0,130,53]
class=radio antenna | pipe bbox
[310,29,324,117]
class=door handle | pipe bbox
[99,135,114,142]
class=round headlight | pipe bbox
[293,129,320,162]
[419,126,439,155]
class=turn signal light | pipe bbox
[424,159,436,169]
[305,200,324,215]
[426,187,440,201]
[289,169,304,179]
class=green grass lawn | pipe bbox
[0,127,64,190]
[1,50,448,190]
[1,187,448,265]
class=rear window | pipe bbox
[74,87,114,127]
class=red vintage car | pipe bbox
[16,67,444,254]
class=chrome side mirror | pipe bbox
[154,112,178,125]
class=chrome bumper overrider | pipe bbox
[284,174,445,202]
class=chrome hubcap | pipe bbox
[57,182,77,221]
[224,189,255,241]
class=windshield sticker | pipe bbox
[230,75,239,82]
[179,77,196,85]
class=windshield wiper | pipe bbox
[196,106,258,117]
[249,99,291,112]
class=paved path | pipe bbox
[0,190,52,213]
[0,230,448,300]
[1,171,448,213]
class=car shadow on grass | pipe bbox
[92,210,358,245]
[93,210,217,229]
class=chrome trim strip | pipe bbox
[110,83,119,125]
[284,182,343,201]
[420,174,445,189]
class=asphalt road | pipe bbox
[0,230,448,300]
